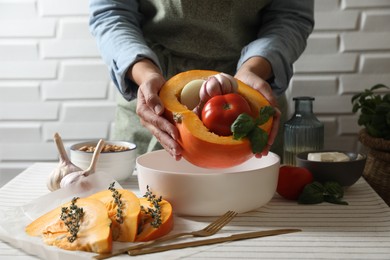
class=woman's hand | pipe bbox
[129,59,182,160]
[192,73,238,116]
[235,56,281,158]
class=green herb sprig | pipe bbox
[141,185,162,228]
[60,197,84,243]
[298,181,348,205]
[352,84,390,140]
[231,106,276,153]
[108,182,124,224]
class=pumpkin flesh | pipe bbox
[88,189,140,242]
[25,198,112,254]
[135,197,174,242]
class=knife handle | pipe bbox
[129,228,301,256]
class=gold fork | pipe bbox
[94,210,238,259]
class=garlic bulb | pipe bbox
[199,73,238,102]
[47,133,82,191]
[60,139,105,188]
[59,171,85,188]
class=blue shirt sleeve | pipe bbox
[89,0,161,101]
[90,0,314,100]
[237,0,314,97]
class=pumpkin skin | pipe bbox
[88,189,140,242]
[135,197,174,242]
[25,198,112,254]
[159,70,273,168]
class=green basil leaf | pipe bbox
[298,182,325,204]
[231,113,255,140]
[351,93,361,103]
[384,93,390,103]
[231,106,275,152]
[247,127,268,154]
[324,195,349,205]
[256,106,276,125]
[323,182,349,205]
[376,103,390,113]
[358,114,372,126]
[367,125,382,138]
[370,83,389,91]
[351,84,390,140]
[324,181,344,199]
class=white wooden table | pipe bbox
[1,163,390,259]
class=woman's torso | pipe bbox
[139,0,271,76]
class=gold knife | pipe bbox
[129,228,301,256]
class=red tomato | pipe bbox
[277,166,314,200]
[201,93,252,136]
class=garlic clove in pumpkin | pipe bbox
[47,133,82,191]
[60,139,105,189]
[180,79,205,110]
[199,73,238,102]
[199,76,222,101]
[214,72,238,93]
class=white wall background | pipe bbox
[1,0,390,186]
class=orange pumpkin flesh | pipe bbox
[25,189,175,253]
[159,70,273,168]
[25,198,112,254]
[135,197,174,242]
[88,189,140,242]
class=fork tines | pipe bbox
[205,210,238,232]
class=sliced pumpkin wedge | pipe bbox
[25,198,112,254]
[88,189,140,242]
[135,197,174,242]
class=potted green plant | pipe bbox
[352,84,390,206]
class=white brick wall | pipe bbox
[1,0,390,186]
[289,0,390,157]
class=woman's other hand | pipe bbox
[128,59,182,160]
[235,56,281,158]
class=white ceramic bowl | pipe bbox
[70,140,137,182]
[136,150,280,216]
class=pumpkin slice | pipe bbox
[88,189,140,242]
[159,70,273,168]
[25,198,112,254]
[135,197,174,242]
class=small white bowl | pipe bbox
[136,150,280,216]
[70,140,137,182]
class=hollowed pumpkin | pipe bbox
[135,197,174,242]
[88,189,140,242]
[25,198,112,254]
[159,70,273,168]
